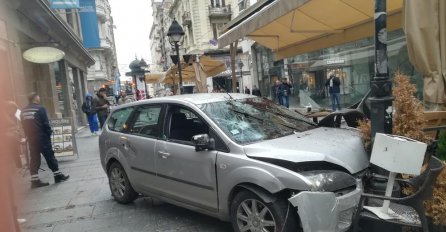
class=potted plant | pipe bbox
[358,72,446,230]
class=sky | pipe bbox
[109,0,153,76]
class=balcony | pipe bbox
[182,11,192,26]
[208,4,232,21]
[96,2,106,21]
[100,38,112,49]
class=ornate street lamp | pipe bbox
[370,0,393,137]
[128,57,150,100]
[167,19,185,94]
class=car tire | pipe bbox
[230,190,299,232]
[108,162,138,204]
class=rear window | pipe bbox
[108,107,134,132]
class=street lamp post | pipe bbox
[167,19,185,94]
[238,59,244,93]
[369,0,393,137]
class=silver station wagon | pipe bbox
[99,93,369,232]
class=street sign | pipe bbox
[49,118,77,157]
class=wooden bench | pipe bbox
[423,111,446,139]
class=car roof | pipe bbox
[113,93,255,110]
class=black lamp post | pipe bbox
[370,0,393,137]
[139,58,149,98]
[167,19,185,94]
[238,59,244,93]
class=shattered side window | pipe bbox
[199,97,316,145]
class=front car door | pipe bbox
[155,104,219,213]
[125,104,164,193]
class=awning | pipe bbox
[145,72,164,84]
[158,55,226,84]
[218,0,403,60]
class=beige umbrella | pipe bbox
[403,0,446,108]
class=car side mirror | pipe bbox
[192,134,215,152]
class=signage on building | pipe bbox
[50,0,80,9]
[290,62,309,69]
[326,59,345,65]
[49,118,76,157]
[79,0,100,48]
[23,47,65,64]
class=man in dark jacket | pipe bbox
[244,86,251,95]
[279,79,292,108]
[325,72,341,111]
[82,93,99,135]
[252,85,261,97]
[21,93,69,188]
[93,88,110,129]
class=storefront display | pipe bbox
[253,29,422,109]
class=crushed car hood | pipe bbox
[243,127,369,174]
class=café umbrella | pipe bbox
[403,0,446,107]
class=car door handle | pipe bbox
[158,151,171,159]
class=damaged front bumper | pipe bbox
[288,180,363,232]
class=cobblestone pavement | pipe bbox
[17,128,232,232]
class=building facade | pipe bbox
[149,0,257,93]
[0,0,95,129]
[84,0,118,94]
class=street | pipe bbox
[18,129,232,232]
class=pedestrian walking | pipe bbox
[279,79,292,108]
[82,93,99,136]
[4,101,28,225]
[252,85,261,97]
[274,80,283,105]
[325,71,341,111]
[93,88,110,129]
[244,86,251,94]
[117,91,133,105]
[20,93,69,188]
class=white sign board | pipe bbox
[136,76,146,100]
[326,59,345,65]
[370,133,427,175]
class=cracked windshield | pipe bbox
[0,0,443,232]
[200,97,315,144]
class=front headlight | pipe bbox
[301,170,357,192]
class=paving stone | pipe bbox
[25,204,95,227]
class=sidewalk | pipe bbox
[18,128,230,232]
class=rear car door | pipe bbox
[124,104,164,193]
[103,106,136,174]
[155,104,219,212]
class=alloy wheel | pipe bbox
[110,167,126,198]
[236,198,277,232]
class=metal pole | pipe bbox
[369,0,393,137]
[240,68,243,93]
[176,42,183,94]
[143,73,148,99]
